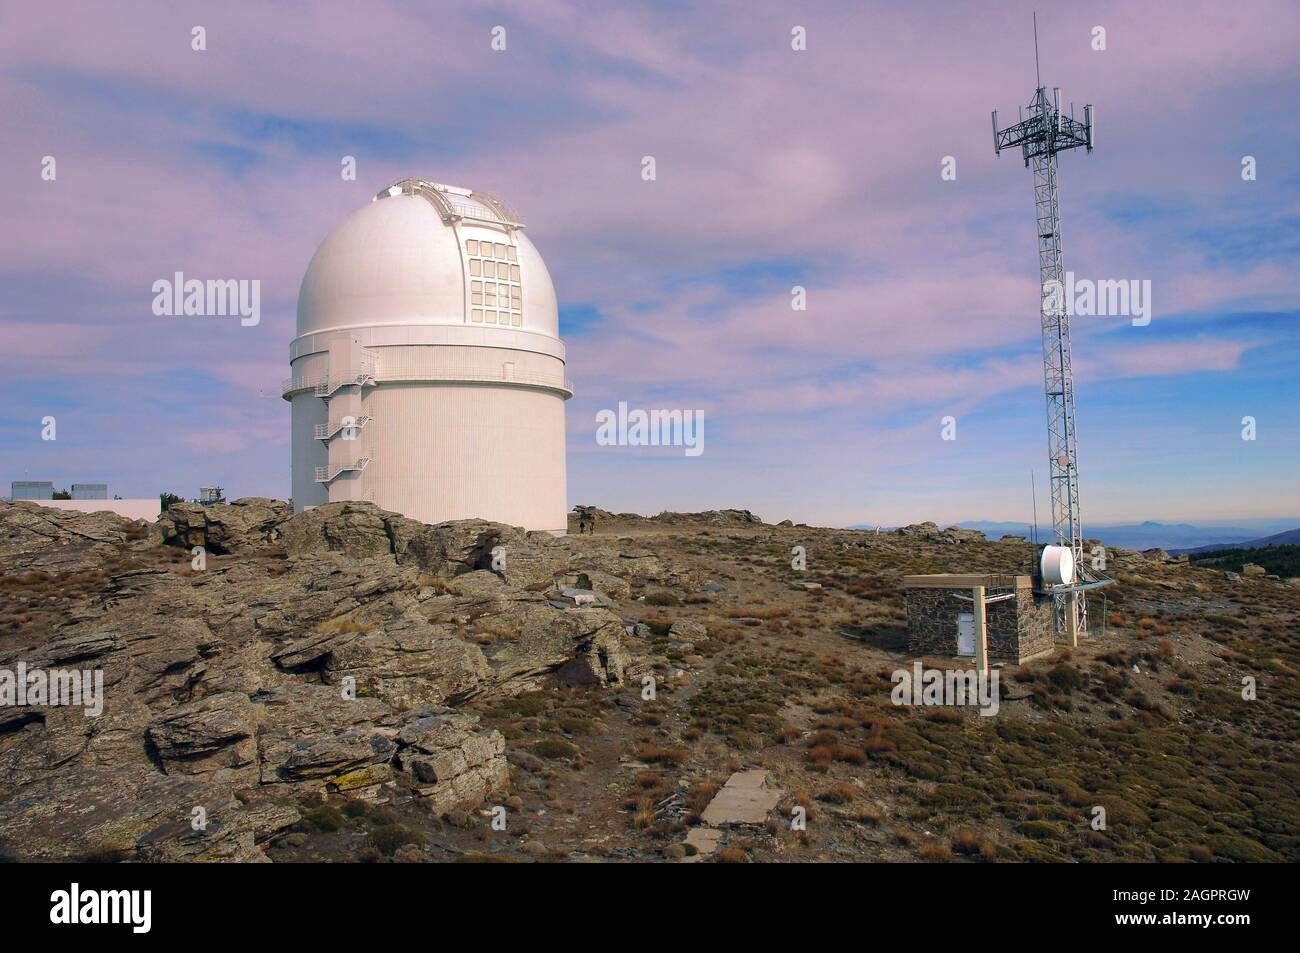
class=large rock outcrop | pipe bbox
[0,500,148,572]
[283,501,576,587]
[156,497,292,554]
[0,498,660,861]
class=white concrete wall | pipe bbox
[322,381,567,533]
[26,499,161,521]
[290,392,329,511]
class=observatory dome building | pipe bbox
[284,179,571,533]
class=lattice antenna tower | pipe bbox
[991,14,1096,638]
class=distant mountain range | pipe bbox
[846,519,1300,552]
[955,520,1273,551]
[1169,527,1300,556]
[967,520,1300,552]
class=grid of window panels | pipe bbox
[466,239,522,327]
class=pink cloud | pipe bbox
[1,0,1295,522]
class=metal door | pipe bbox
[957,613,975,657]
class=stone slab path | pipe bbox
[699,769,783,826]
[683,827,722,861]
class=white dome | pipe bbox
[296,181,559,339]
[286,179,570,534]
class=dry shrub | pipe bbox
[811,697,852,715]
[722,607,789,620]
[835,745,867,765]
[631,807,657,829]
[918,841,951,862]
[863,724,895,754]
[685,781,720,821]
[806,745,835,771]
[950,830,988,855]
[635,745,687,765]
[806,729,839,748]
[786,793,816,823]
[711,626,745,645]
[817,782,857,805]
[774,725,801,745]
[815,716,858,732]
[855,805,882,825]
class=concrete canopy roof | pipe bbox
[903,574,1029,589]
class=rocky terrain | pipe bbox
[0,500,1296,863]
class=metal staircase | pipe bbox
[310,345,377,494]
[314,415,372,441]
[314,458,370,484]
[314,372,374,398]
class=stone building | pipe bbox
[903,573,1054,663]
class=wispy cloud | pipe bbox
[1,0,1296,524]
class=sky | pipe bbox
[1,0,1297,528]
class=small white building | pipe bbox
[284,180,572,534]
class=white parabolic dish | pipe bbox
[1040,544,1076,586]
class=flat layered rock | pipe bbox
[683,827,722,861]
[146,691,258,777]
[401,709,509,815]
[0,765,296,862]
[321,618,490,709]
[700,770,783,826]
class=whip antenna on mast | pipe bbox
[1031,470,1039,547]
[1033,12,1041,89]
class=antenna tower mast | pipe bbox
[991,16,1096,639]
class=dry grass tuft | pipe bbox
[634,744,688,766]
[918,841,952,862]
[817,782,857,805]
